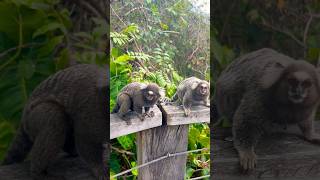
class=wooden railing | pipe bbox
[111,104,210,180]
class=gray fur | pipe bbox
[173,77,210,116]
[214,48,320,171]
[112,82,161,125]
[2,64,108,180]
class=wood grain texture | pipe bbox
[137,125,189,180]
[0,156,95,180]
[160,104,210,125]
[110,106,162,139]
[211,122,320,179]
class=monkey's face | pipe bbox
[143,84,161,103]
[285,71,313,104]
[144,90,159,101]
[196,82,210,96]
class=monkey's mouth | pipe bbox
[288,93,305,104]
[200,90,208,95]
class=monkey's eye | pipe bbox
[302,80,312,88]
[287,78,298,86]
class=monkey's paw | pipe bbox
[205,103,210,107]
[145,111,155,118]
[121,116,132,125]
[184,109,191,117]
[307,133,320,145]
[239,150,257,171]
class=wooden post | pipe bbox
[136,105,210,180]
[137,125,189,180]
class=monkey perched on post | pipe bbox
[2,64,108,180]
[215,48,320,171]
[172,77,210,116]
[111,82,162,125]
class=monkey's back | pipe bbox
[176,77,202,99]
[214,48,294,121]
[22,64,107,142]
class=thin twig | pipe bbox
[111,146,135,156]
[0,43,43,59]
[262,21,306,48]
[188,175,210,180]
[111,148,209,178]
[125,6,151,16]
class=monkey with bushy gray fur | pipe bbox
[2,64,108,180]
[172,77,210,116]
[215,48,320,171]
[111,82,162,125]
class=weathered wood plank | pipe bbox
[0,156,95,180]
[110,106,162,139]
[211,122,320,179]
[160,104,210,125]
[137,125,189,180]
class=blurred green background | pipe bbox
[0,0,107,160]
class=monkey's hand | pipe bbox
[238,149,257,171]
[184,108,191,117]
[305,133,320,145]
[144,111,155,118]
[205,102,210,107]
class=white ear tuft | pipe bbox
[148,91,154,95]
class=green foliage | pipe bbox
[110,0,209,179]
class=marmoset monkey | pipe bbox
[111,82,162,125]
[215,48,320,171]
[2,64,108,180]
[172,77,210,116]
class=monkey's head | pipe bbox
[142,83,161,103]
[192,81,210,97]
[261,60,320,105]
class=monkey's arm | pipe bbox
[298,108,320,144]
[182,91,193,116]
[232,95,266,171]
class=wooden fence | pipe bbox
[110,104,210,180]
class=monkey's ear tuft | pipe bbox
[191,82,199,90]
[148,91,154,95]
[260,62,285,89]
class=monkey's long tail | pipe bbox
[2,126,32,165]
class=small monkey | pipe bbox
[172,77,210,116]
[2,64,108,180]
[111,82,162,125]
[215,48,320,171]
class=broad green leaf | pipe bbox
[32,22,66,38]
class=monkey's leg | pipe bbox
[117,94,132,125]
[204,99,210,107]
[299,110,320,144]
[76,139,106,180]
[2,126,32,165]
[182,94,192,117]
[29,103,67,180]
[232,99,264,171]
[133,105,144,121]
